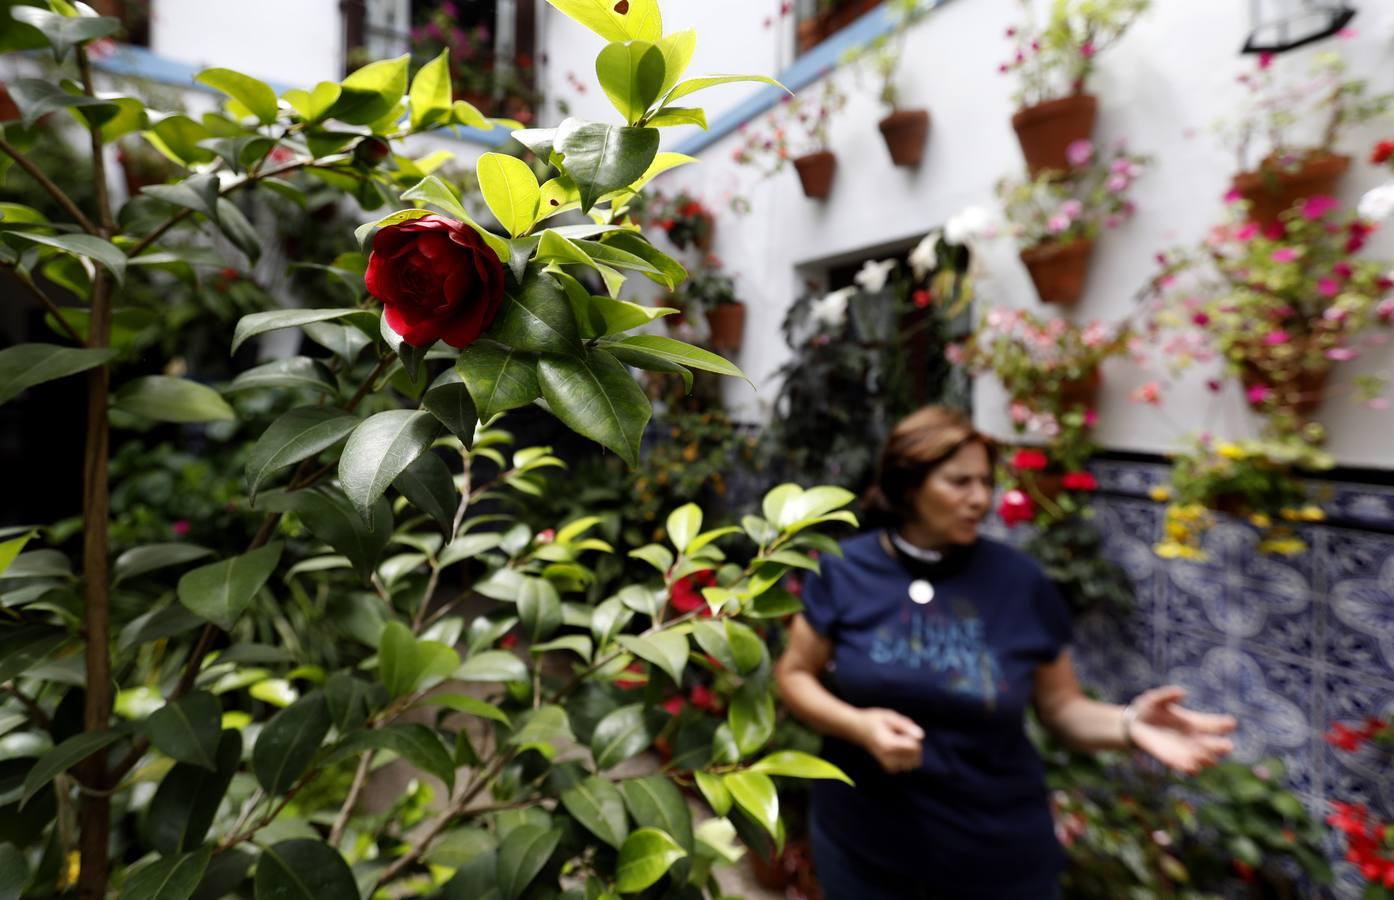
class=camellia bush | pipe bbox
[0,2,858,897]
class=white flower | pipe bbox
[854,258,897,294]
[944,205,996,245]
[1358,183,1394,223]
[810,287,855,330]
[909,232,940,280]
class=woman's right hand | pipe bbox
[856,708,925,774]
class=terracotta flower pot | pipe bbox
[1011,94,1098,177]
[706,301,746,352]
[878,108,931,168]
[1241,363,1331,419]
[0,84,19,123]
[1058,369,1102,410]
[1231,152,1350,229]
[792,150,837,199]
[1020,238,1095,306]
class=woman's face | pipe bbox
[906,441,993,546]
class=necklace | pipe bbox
[886,531,939,605]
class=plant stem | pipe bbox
[329,752,374,847]
[0,137,100,235]
[76,43,117,900]
[4,682,51,728]
[14,274,85,345]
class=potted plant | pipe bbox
[846,0,933,168]
[1325,714,1394,899]
[642,190,716,252]
[408,3,542,122]
[1219,48,1394,228]
[997,139,1149,305]
[733,80,847,200]
[670,256,745,352]
[798,0,884,54]
[1000,0,1151,176]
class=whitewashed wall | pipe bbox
[537,0,1394,470]
[151,0,345,88]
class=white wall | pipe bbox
[538,0,1394,470]
[152,0,345,88]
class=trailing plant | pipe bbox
[996,138,1149,250]
[999,0,1151,109]
[731,79,847,175]
[841,0,933,111]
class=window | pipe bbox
[795,0,882,55]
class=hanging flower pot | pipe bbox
[1020,238,1095,306]
[706,301,746,352]
[1011,94,1098,177]
[1057,369,1102,410]
[878,108,931,168]
[792,150,837,199]
[1231,151,1350,229]
[1240,363,1331,418]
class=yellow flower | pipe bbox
[1248,513,1272,529]
[1178,546,1208,561]
[1257,537,1306,557]
[1149,486,1171,502]
[1217,442,1245,460]
[1154,541,1185,559]
[1279,507,1301,521]
[1166,522,1191,541]
[1298,504,1325,522]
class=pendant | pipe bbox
[908,579,934,605]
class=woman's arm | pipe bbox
[1034,650,1238,774]
[774,615,925,774]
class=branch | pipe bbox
[15,274,86,345]
[329,752,374,847]
[0,137,99,235]
[4,682,51,728]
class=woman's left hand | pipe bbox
[1128,685,1238,774]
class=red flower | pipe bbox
[1061,471,1098,492]
[670,570,717,615]
[1011,449,1049,471]
[912,289,932,308]
[1372,140,1394,165]
[535,528,555,545]
[1347,220,1374,254]
[1327,721,1368,752]
[364,214,505,348]
[1231,860,1256,883]
[689,684,721,714]
[998,489,1034,527]
[615,662,646,690]
[499,632,519,650]
[662,695,685,717]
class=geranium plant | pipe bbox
[999,0,1151,109]
[998,139,1149,250]
[408,1,542,122]
[732,79,846,197]
[640,189,715,252]
[1325,714,1394,897]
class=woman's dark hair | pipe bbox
[862,405,996,528]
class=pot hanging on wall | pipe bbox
[1057,369,1103,411]
[1011,94,1098,177]
[878,108,931,168]
[792,151,837,199]
[1241,361,1331,418]
[1231,151,1350,229]
[706,301,746,352]
[1020,238,1095,306]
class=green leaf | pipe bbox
[424,828,498,869]
[379,621,460,698]
[596,41,666,125]
[591,597,634,646]
[425,693,510,726]
[258,488,391,583]
[750,750,853,784]
[666,503,702,554]
[723,770,779,838]
[662,74,786,105]
[606,335,746,380]
[22,727,128,807]
[538,348,650,467]
[644,107,707,129]
[6,77,116,127]
[176,543,282,631]
[597,231,686,290]
[477,152,541,238]
[615,827,686,894]
[379,310,430,380]
[12,231,125,284]
[253,839,358,900]
[554,119,660,213]
[423,366,477,445]
[617,632,687,685]
[489,269,580,356]
[245,407,358,504]
[561,776,629,848]
[517,576,562,641]
[601,151,698,199]
[507,705,574,753]
[591,703,653,771]
[399,174,470,220]
[339,409,440,522]
[283,81,341,122]
[410,49,454,130]
[778,486,858,529]
[0,343,116,406]
[693,771,731,816]
[119,848,211,900]
[728,681,774,757]
[0,844,27,900]
[496,825,561,900]
[327,55,409,126]
[324,672,381,733]
[253,691,331,795]
[331,723,456,791]
[113,376,235,423]
[530,634,592,659]
[626,546,672,576]
[455,650,528,683]
[394,449,457,534]
[457,340,540,423]
[145,691,222,771]
[0,532,33,580]
[654,30,696,98]
[587,297,679,339]
[9,8,118,61]
[230,308,373,355]
[545,0,662,43]
[195,68,279,124]
[146,729,241,855]
[148,115,215,166]
[225,356,337,395]
[113,543,214,585]
[621,775,693,850]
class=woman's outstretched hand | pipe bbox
[1128,686,1238,774]
[857,708,925,774]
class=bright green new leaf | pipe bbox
[561,776,629,848]
[723,770,780,837]
[0,344,116,406]
[176,543,282,630]
[399,175,510,261]
[606,335,746,380]
[655,30,696,98]
[666,503,702,554]
[425,693,510,726]
[245,406,358,504]
[538,349,650,467]
[195,68,279,124]
[545,0,662,43]
[616,632,687,685]
[477,152,541,237]
[615,827,686,894]
[379,621,461,698]
[283,81,342,122]
[749,750,854,784]
[727,681,775,756]
[326,55,409,126]
[596,41,667,125]
[410,49,454,130]
[114,376,235,424]
[645,107,707,129]
[600,151,696,201]
[693,771,731,816]
[662,73,786,105]
[0,531,34,579]
[338,409,440,522]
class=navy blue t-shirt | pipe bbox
[802,532,1073,898]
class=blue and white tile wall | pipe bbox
[1062,459,1394,899]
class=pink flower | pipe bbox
[1131,381,1162,405]
[1235,222,1259,241]
[171,520,191,537]
[1326,346,1359,361]
[1009,401,1032,424]
[1271,247,1299,263]
[1301,195,1340,220]
[1083,408,1099,427]
[1368,397,1392,410]
[1047,214,1071,233]
[945,343,966,364]
[1106,173,1130,193]
[1192,312,1211,326]
[1060,199,1084,220]
[1066,140,1094,167]
[1246,383,1272,405]
[1258,51,1274,69]
[1206,379,1222,393]
[1079,40,1095,58]
[1223,188,1243,204]
[1377,298,1394,322]
[1264,330,1291,345]
[1318,277,1340,298]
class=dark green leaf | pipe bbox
[6,77,116,125]
[616,632,687,685]
[11,230,125,283]
[393,450,457,534]
[22,727,128,807]
[516,576,561,641]
[620,775,693,852]
[606,334,745,380]
[119,848,211,900]
[147,730,242,855]
[339,410,439,522]
[538,348,650,467]
[176,543,283,631]
[455,650,528,683]
[324,673,381,734]
[0,843,26,900]
[258,487,391,583]
[599,231,685,290]
[554,119,660,212]
[252,691,331,794]
[190,848,255,900]
[424,693,510,726]
[488,269,580,356]
[507,705,574,754]
[225,357,337,396]
[252,839,358,900]
[379,310,431,381]
[496,825,561,900]
[457,341,540,424]
[245,407,359,504]
[378,621,459,699]
[113,376,236,424]
[330,723,456,792]
[590,703,653,771]
[561,776,628,848]
[423,367,477,446]
[145,691,222,771]
[231,309,375,355]
[116,605,205,652]
[113,543,214,586]
[0,344,117,406]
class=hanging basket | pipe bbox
[1011,94,1098,177]
[792,151,837,199]
[1240,362,1331,419]
[706,301,746,352]
[1020,238,1095,306]
[878,108,931,168]
[1231,152,1350,229]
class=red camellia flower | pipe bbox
[364,214,505,348]
[670,570,717,615]
[997,489,1034,527]
[1062,471,1098,492]
[689,684,721,714]
[1011,449,1049,471]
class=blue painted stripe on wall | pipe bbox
[91,44,510,148]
